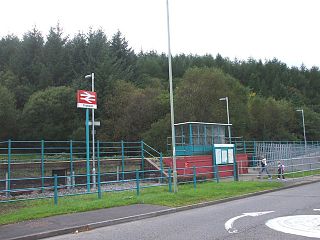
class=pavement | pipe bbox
[1,176,320,240]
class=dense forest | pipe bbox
[1,25,320,152]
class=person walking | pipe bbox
[277,161,285,180]
[259,156,271,179]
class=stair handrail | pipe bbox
[142,142,161,158]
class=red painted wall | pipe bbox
[163,154,249,178]
[236,153,249,174]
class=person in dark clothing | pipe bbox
[277,161,285,180]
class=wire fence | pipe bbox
[0,140,164,201]
[0,139,237,203]
[235,141,320,181]
[0,164,237,204]
[1,140,320,204]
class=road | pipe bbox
[47,182,320,240]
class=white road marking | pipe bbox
[266,215,320,238]
[314,209,320,211]
[225,211,274,233]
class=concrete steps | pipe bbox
[144,158,168,177]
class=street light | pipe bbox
[166,0,177,193]
[219,97,231,143]
[296,109,307,149]
[85,73,96,189]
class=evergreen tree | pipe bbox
[14,27,44,87]
[43,24,70,87]
[0,35,20,71]
[109,31,138,82]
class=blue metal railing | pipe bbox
[0,165,236,203]
[1,139,320,204]
[0,139,243,203]
[0,140,166,201]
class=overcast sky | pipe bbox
[1,0,320,68]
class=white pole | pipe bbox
[297,109,307,151]
[301,109,307,150]
[225,97,231,143]
[117,166,120,182]
[91,73,96,189]
[166,0,178,193]
[220,97,231,143]
[85,73,97,189]
[72,170,75,187]
[5,172,9,198]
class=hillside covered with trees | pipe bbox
[1,25,320,151]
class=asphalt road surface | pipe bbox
[47,182,320,240]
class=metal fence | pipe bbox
[235,141,320,180]
[0,166,236,205]
[0,139,239,204]
[1,140,320,204]
[0,140,165,202]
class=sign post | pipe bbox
[77,90,97,109]
[85,109,90,192]
[77,89,97,192]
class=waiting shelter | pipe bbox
[174,121,232,156]
[164,122,238,179]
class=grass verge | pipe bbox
[0,181,283,226]
[285,170,320,178]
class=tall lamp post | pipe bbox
[296,109,307,150]
[219,97,231,143]
[166,0,177,193]
[85,73,96,189]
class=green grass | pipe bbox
[0,181,283,226]
[285,169,320,178]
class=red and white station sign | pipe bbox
[77,90,97,109]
